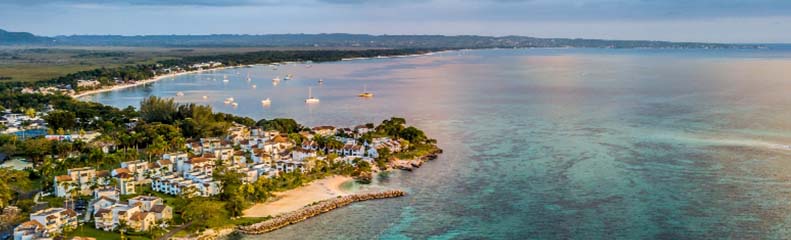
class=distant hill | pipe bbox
[0,28,761,49]
[0,29,53,45]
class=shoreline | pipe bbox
[238,190,407,235]
[70,65,241,99]
[70,50,447,100]
[243,175,354,218]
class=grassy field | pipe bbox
[0,46,376,83]
[67,224,152,240]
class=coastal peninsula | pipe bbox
[0,94,440,240]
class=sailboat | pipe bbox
[261,98,271,106]
[305,87,320,104]
[358,84,374,98]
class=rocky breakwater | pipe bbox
[237,190,407,235]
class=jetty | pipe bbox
[237,190,407,235]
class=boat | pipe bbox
[251,84,257,89]
[226,97,235,102]
[223,78,229,83]
[261,98,271,105]
[231,102,239,107]
[176,92,184,97]
[305,87,320,104]
[284,74,293,80]
[358,84,374,98]
[272,76,281,82]
[318,78,324,84]
[202,95,208,100]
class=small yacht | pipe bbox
[223,78,229,83]
[358,84,374,98]
[318,78,324,84]
[231,102,239,107]
[261,98,271,105]
[251,84,257,89]
[272,76,281,82]
[176,92,184,97]
[202,95,208,100]
[305,87,320,104]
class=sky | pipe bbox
[1,0,790,43]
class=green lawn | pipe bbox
[67,224,151,240]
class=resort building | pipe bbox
[15,208,78,238]
[53,167,107,197]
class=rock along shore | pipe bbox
[237,190,407,235]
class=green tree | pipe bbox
[139,96,177,124]
[22,138,52,167]
[44,110,77,131]
[0,168,31,208]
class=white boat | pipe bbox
[231,102,239,107]
[284,74,293,80]
[305,87,320,104]
[223,79,229,83]
[261,98,271,105]
[358,84,373,98]
[318,78,324,84]
[176,92,184,97]
[202,95,208,100]
[251,84,257,89]
[226,97,235,102]
[272,76,281,82]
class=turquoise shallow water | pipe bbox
[88,49,791,239]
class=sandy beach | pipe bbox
[243,175,354,218]
[70,65,244,99]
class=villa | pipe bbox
[14,208,78,239]
[53,167,108,197]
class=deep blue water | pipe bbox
[88,48,791,239]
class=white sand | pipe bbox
[243,175,353,218]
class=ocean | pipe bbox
[87,48,791,239]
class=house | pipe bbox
[292,149,317,162]
[94,204,142,231]
[149,205,173,222]
[128,196,172,222]
[312,126,336,136]
[120,160,148,175]
[93,187,119,202]
[128,212,156,231]
[163,152,188,173]
[354,124,373,136]
[181,157,211,173]
[341,144,365,157]
[212,147,234,162]
[27,208,78,236]
[116,173,136,195]
[53,167,100,197]
[13,220,47,240]
[76,79,101,89]
[155,159,174,173]
[301,140,319,151]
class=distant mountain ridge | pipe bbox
[0,28,762,49]
[0,29,53,44]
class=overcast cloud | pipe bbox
[1,0,790,42]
